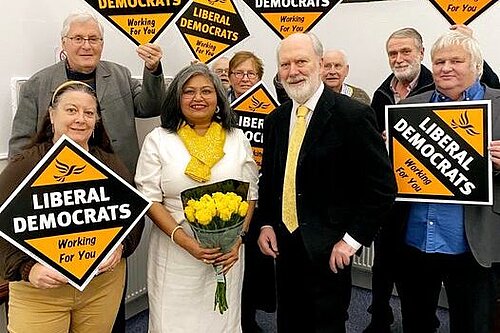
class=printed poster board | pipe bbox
[83,0,190,45]
[176,0,250,64]
[386,101,492,205]
[231,81,280,167]
[427,0,498,25]
[0,136,151,290]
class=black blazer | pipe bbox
[257,87,397,262]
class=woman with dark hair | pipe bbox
[135,63,258,332]
[0,80,144,332]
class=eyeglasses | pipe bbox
[214,68,229,75]
[231,71,258,79]
[65,36,103,46]
[323,63,343,71]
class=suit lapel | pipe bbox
[51,61,70,94]
[485,88,500,133]
[298,90,335,165]
[276,103,293,171]
[95,62,111,104]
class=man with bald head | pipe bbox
[321,49,370,104]
[257,32,396,332]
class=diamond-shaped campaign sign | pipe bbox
[176,0,250,64]
[231,81,280,167]
[241,0,341,39]
[83,0,190,45]
[428,0,498,25]
[0,136,151,290]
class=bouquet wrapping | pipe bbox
[181,179,249,314]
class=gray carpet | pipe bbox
[126,286,450,332]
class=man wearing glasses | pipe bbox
[9,12,165,175]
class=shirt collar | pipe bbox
[390,74,419,95]
[291,82,325,114]
[432,80,485,102]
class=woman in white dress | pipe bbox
[135,63,258,332]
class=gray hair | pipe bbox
[324,49,349,65]
[431,30,483,78]
[210,56,229,70]
[276,32,324,65]
[386,27,423,51]
[61,12,104,39]
[160,63,236,131]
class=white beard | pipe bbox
[393,61,421,83]
[282,75,321,104]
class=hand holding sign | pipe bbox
[137,43,163,72]
[29,263,68,289]
[489,140,500,170]
[98,244,123,274]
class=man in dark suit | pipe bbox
[256,32,396,332]
[395,30,500,333]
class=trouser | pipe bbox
[276,227,351,333]
[398,245,495,333]
[8,259,126,333]
[369,225,401,323]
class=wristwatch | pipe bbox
[240,230,248,244]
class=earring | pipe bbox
[215,106,220,114]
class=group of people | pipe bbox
[1,10,500,333]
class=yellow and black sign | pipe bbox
[241,0,340,39]
[0,136,151,290]
[386,101,492,205]
[83,0,190,45]
[428,0,497,25]
[231,81,280,167]
[175,0,250,64]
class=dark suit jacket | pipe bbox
[257,87,397,262]
[398,87,500,267]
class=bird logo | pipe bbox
[208,0,225,5]
[53,159,86,182]
[450,111,480,136]
[249,96,271,112]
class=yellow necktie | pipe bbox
[282,105,310,233]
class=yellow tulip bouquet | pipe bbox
[181,179,250,314]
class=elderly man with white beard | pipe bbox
[256,32,396,333]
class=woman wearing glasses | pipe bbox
[227,51,264,103]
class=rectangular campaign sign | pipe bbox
[0,135,151,290]
[386,101,492,205]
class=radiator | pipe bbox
[352,243,375,271]
[125,220,151,303]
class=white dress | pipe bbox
[135,127,259,333]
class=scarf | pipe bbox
[178,122,226,182]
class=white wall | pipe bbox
[2,0,500,160]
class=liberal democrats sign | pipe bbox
[386,101,492,205]
[0,136,151,290]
